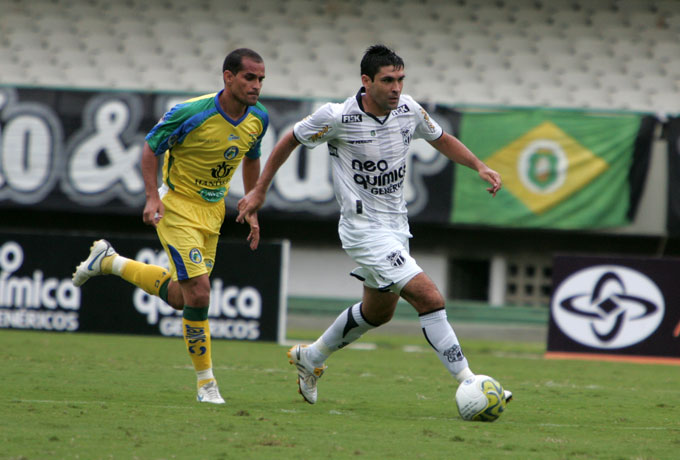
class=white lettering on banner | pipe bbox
[0,241,80,331]
[0,309,78,331]
[209,279,262,318]
[131,248,263,337]
[63,94,146,206]
[0,88,63,204]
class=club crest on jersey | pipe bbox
[401,128,412,146]
[386,250,405,267]
[189,248,203,264]
[224,146,239,160]
[392,104,410,116]
[342,114,363,123]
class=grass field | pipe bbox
[1,327,678,460]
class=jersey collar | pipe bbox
[214,89,251,126]
[356,87,391,125]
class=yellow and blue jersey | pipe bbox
[146,90,268,203]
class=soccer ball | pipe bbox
[455,374,507,422]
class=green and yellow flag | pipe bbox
[452,109,650,229]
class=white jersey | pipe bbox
[293,89,443,247]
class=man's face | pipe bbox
[363,65,405,114]
[224,57,265,106]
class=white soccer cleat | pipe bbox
[197,380,225,404]
[72,239,117,287]
[504,390,513,404]
[287,344,326,404]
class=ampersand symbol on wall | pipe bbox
[68,99,143,195]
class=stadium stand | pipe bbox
[1,0,678,114]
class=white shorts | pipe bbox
[344,231,423,294]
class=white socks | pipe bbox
[306,303,375,367]
[419,308,472,382]
[306,304,473,384]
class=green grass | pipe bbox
[1,328,678,460]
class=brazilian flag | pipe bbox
[452,109,655,229]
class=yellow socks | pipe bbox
[182,306,213,386]
[102,255,171,297]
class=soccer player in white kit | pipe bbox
[237,45,511,406]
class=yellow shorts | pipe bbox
[156,190,225,281]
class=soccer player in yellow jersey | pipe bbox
[72,48,268,404]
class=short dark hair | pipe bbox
[222,48,263,74]
[360,44,404,80]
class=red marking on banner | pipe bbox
[544,352,680,366]
[674,320,680,338]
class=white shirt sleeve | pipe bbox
[410,97,444,141]
[293,102,338,148]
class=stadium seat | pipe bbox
[468,51,508,73]
[0,0,677,114]
[648,91,680,116]
[1,61,29,86]
[550,10,591,30]
[450,81,497,105]
[569,87,612,109]
[627,11,665,31]
[531,84,572,108]
[495,82,534,107]
[598,73,639,93]
[508,51,548,72]
[637,74,678,94]
[560,70,600,91]
[455,31,497,55]
[609,39,651,60]
[571,37,613,60]
[534,36,574,59]
[615,0,655,13]
[520,68,560,89]
[494,35,537,58]
[612,88,653,112]
[651,41,679,63]
[589,11,629,29]
[584,55,627,76]
[624,57,664,79]
[546,54,588,74]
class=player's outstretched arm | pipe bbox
[236,130,301,222]
[241,156,261,250]
[429,133,502,197]
[141,142,164,227]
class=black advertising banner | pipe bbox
[0,87,458,223]
[666,116,680,236]
[547,255,680,364]
[0,231,289,343]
